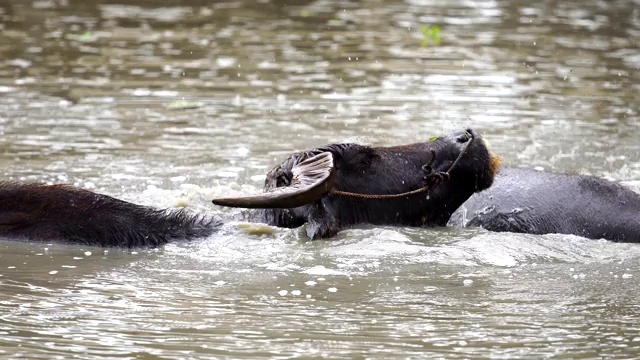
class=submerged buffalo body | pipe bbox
[0,183,220,248]
[449,167,640,242]
[0,129,499,247]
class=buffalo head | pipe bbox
[213,128,500,239]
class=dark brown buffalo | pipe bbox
[0,128,499,247]
[0,183,220,248]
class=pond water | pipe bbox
[1,0,640,358]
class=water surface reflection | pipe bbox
[1,0,639,358]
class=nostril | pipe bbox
[465,128,477,139]
[455,128,476,143]
[456,132,470,143]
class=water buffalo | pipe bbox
[217,128,500,239]
[449,167,640,243]
[0,128,499,248]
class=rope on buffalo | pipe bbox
[329,133,472,200]
[330,182,440,199]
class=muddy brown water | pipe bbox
[1,0,640,358]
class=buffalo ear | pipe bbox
[212,152,336,209]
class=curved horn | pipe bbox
[211,152,336,209]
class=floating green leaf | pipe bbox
[67,31,96,42]
[167,100,203,110]
[79,32,95,41]
[428,136,440,141]
[420,25,442,47]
